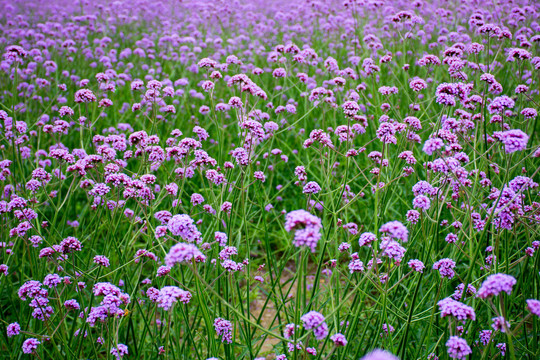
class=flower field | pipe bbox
[0,0,539,359]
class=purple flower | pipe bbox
[18,280,47,300]
[272,67,286,78]
[64,299,80,310]
[437,297,476,322]
[300,311,328,340]
[478,330,493,346]
[521,108,537,119]
[303,181,321,195]
[218,246,238,260]
[491,316,510,333]
[284,210,323,253]
[284,323,297,339]
[496,343,506,356]
[359,232,377,247]
[190,193,205,206]
[380,239,406,262]
[409,78,427,91]
[165,243,206,266]
[477,273,516,299]
[423,138,444,155]
[74,89,97,103]
[93,255,110,267]
[406,210,420,224]
[44,273,62,288]
[342,101,360,116]
[93,282,128,299]
[167,214,202,243]
[433,258,456,279]
[214,317,233,344]
[59,236,82,254]
[157,266,171,277]
[157,286,191,310]
[413,195,431,211]
[446,336,472,359]
[360,349,399,360]
[379,221,409,242]
[381,323,395,336]
[488,96,515,114]
[154,210,172,225]
[214,232,228,246]
[452,283,476,301]
[330,333,347,346]
[376,122,397,144]
[526,299,540,317]
[22,338,40,354]
[348,259,365,273]
[254,171,266,182]
[408,259,425,273]
[198,58,217,68]
[6,322,20,337]
[493,129,529,153]
[228,96,243,109]
[110,344,128,359]
[445,233,458,244]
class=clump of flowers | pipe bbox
[477,273,516,299]
[156,286,191,310]
[284,210,323,252]
[446,336,472,359]
[165,243,206,266]
[214,317,233,344]
[167,214,202,243]
[300,311,328,340]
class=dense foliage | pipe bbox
[0,0,539,359]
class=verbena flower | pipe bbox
[477,273,516,299]
[214,317,233,344]
[446,336,472,359]
[285,210,322,252]
[300,311,328,340]
[165,243,206,266]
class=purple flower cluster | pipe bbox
[214,317,233,344]
[156,286,192,310]
[446,336,472,359]
[493,129,529,153]
[86,282,130,327]
[7,322,21,337]
[167,214,202,243]
[165,243,206,266]
[438,297,476,322]
[300,311,328,340]
[110,344,129,360]
[360,349,399,360]
[22,338,41,354]
[477,273,517,299]
[526,299,540,317]
[433,258,456,279]
[284,210,323,252]
[379,221,409,242]
[330,333,347,347]
[408,259,425,273]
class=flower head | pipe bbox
[477,273,516,299]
